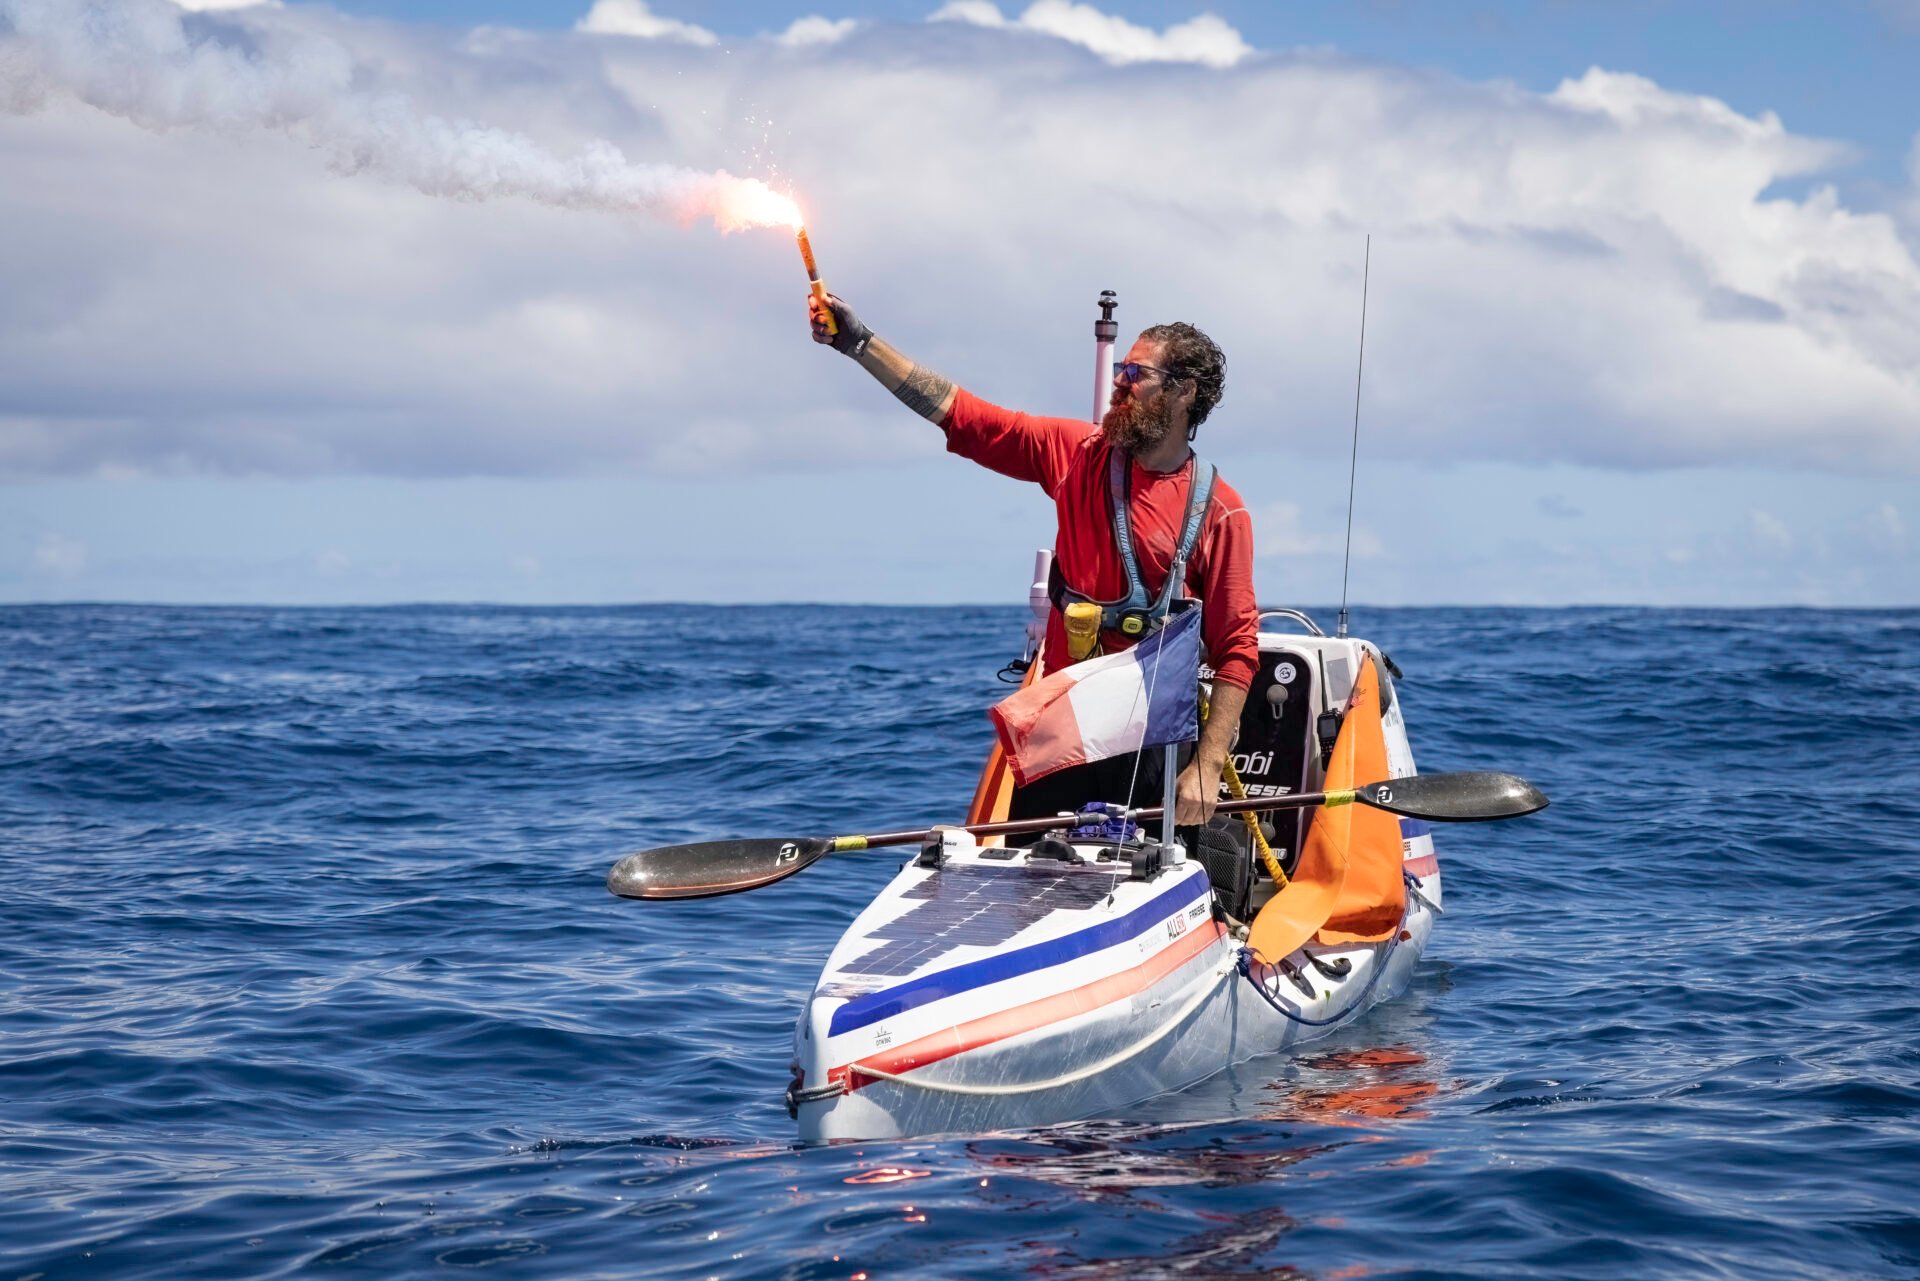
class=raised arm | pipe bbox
[810,292,957,425]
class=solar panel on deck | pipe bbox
[845,863,1123,977]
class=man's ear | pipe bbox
[1172,376,1198,418]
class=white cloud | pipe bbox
[32,533,88,576]
[1251,502,1383,559]
[1252,501,1319,556]
[1749,509,1794,553]
[1903,131,1920,239]
[575,0,717,46]
[930,1,1006,27]
[1859,501,1907,553]
[168,0,276,9]
[777,16,858,47]
[931,1,1251,67]
[0,0,1917,487]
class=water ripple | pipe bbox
[1,603,1915,1279]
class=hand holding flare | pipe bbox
[796,226,837,337]
[801,226,873,358]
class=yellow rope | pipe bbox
[1223,755,1289,889]
[1201,692,1288,890]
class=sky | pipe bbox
[2,0,1917,608]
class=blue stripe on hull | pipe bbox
[827,867,1211,1037]
[1399,818,1432,840]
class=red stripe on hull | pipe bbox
[1403,853,1438,878]
[831,919,1227,1093]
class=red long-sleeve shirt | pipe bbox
[941,389,1260,691]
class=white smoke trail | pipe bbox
[0,0,800,230]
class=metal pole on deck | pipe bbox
[1161,741,1183,859]
[1160,596,1194,864]
[1096,286,1182,860]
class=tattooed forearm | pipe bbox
[847,335,957,425]
[891,364,957,422]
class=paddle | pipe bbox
[606,770,1546,901]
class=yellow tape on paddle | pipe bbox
[831,836,867,851]
[1324,788,1356,808]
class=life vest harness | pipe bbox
[1048,447,1217,647]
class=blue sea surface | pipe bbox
[2,604,1917,1279]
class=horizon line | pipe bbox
[1,599,1913,612]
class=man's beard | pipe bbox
[1101,392,1177,454]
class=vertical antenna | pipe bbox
[1336,236,1370,640]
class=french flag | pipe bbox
[988,608,1201,786]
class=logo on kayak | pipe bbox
[1166,913,1188,939]
[1229,749,1275,777]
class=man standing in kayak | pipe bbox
[809,293,1259,828]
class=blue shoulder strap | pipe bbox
[1106,449,1218,615]
[1106,449,1150,612]
[1158,457,1217,612]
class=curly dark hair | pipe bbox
[1139,321,1226,431]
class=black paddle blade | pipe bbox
[606,837,831,900]
[1357,771,1549,822]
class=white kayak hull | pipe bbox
[789,835,1439,1142]
[788,627,1438,1142]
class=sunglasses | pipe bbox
[1113,361,1181,386]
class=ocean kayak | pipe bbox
[786,613,1441,1142]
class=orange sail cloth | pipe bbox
[1244,815,1346,965]
[1246,653,1404,963]
[966,650,1045,829]
[1315,654,1405,944]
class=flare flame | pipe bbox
[2,0,806,237]
[710,179,802,233]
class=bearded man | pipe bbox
[809,293,1258,828]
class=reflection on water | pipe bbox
[1034,1204,1309,1281]
[971,1121,1341,1194]
[843,1166,935,1185]
[951,1045,1439,1277]
[1279,1046,1443,1127]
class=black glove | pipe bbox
[809,291,873,358]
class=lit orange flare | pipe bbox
[708,177,802,232]
[795,224,838,337]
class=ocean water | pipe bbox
[2,603,1917,1280]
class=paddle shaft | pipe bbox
[607,771,1542,900]
[835,788,1367,853]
